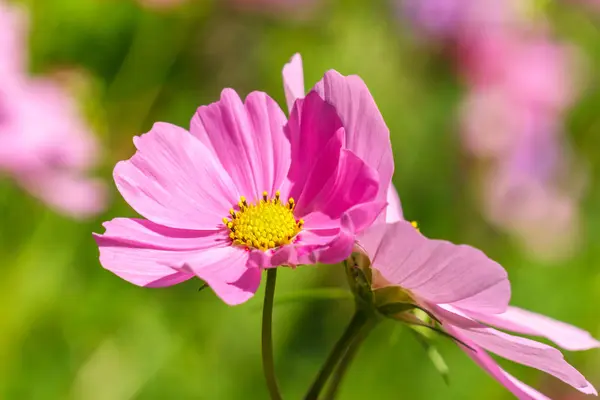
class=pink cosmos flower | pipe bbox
[358,218,599,399]
[0,1,106,218]
[282,53,396,222]
[94,80,391,305]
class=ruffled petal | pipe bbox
[298,148,380,222]
[385,184,403,223]
[190,89,290,201]
[361,221,510,314]
[94,218,229,288]
[438,307,596,395]
[285,90,344,203]
[114,122,238,230]
[182,246,260,305]
[282,53,305,112]
[312,71,394,203]
[470,306,600,351]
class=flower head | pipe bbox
[355,204,599,399]
[95,84,390,305]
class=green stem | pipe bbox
[323,323,372,400]
[304,310,369,400]
[262,269,283,400]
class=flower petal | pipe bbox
[448,327,552,400]
[361,221,510,314]
[312,70,394,203]
[470,306,600,351]
[183,247,260,306]
[114,122,238,230]
[94,218,229,288]
[282,53,305,112]
[285,90,344,203]
[439,308,596,395]
[190,89,290,201]
[385,183,403,223]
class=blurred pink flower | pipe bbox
[95,85,390,305]
[399,0,517,40]
[401,0,586,259]
[359,220,599,399]
[0,1,106,218]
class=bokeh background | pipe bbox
[1,0,599,399]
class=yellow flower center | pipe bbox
[223,191,303,250]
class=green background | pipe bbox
[1,0,599,398]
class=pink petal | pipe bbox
[190,89,290,202]
[440,309,596,394]
[447,325,552,400]
[385,183,403,223]
[95,218,258,305]
[298,148,379,222]
[470,306,600,351]
[312,71,394,204]
[285,90,344,203]
[361,221,510,314]
[94,218,221,288]
[282,53,305,112]
[183,247,260,305]
[114,122,238,230]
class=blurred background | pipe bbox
[1,0,599,398]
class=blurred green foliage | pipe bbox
[1,0,599,398]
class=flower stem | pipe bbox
[303,309,370,400]
[262,268,283,400]
[323,322,372,400]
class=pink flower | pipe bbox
[282,54,396,222]
[94,81,392,305]
[358,219,599,399]
[0,1,106,218]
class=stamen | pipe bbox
[223,192,303,251]
[411,221,420,232]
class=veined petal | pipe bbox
[114,122,238,230]
[94,218,228,288]
[181,246,260,306]
[438,307,596,395]
[470,306,600,351]
[447,326,552,400]
[361,221,510,314]
[385,184,403,223]
[312,70,394,204]
[298,148,379,222]
[285,90,344,202]
[190,89,290,201]
[282,53,305,113]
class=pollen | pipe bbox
[411,221,420,232]
[224,191,302,251]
